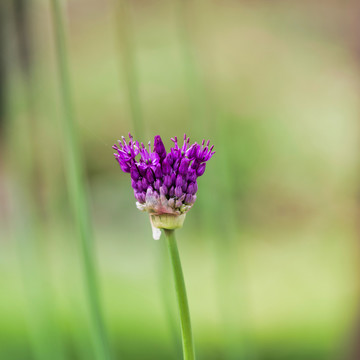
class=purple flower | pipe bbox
[113,134,215,217]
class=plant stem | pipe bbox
[49,1,110,359]
[164,229,195,360]
[156,240,182,355]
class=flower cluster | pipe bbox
[113,134,215,217]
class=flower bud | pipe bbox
[179,158,190,175]
[130,165,140,181]
[187,169,197,182]
[186,143,198,160]
[154,179,161,190]
[187,182,198,195]
[165,152,174,165]
[176,174,184,188]
[134,191,146,203]
[182,181,187,192]
[175,199,183,208]
[173,159,180,171]
[154,135,167,160]
[197,163,206,176]
[176,195,185,208]
[154,164,163,179]
[146,168,155,183]
[191,160,200,170]
[185,194,193,204]
[119,159,130,173]
[136,180,142,191]
[175,186,183,198]
[164,175,172,187]
[160,185,168,196]
[141,177,149,190]
[137,163,146,176]
[162,159,171,175]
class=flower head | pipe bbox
[113,134,215,238]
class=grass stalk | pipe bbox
[49,1,111,359]
[3,1,67,359]
[175,0,205,132]
[114,0,144,139]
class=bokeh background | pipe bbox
[1,0,360,359]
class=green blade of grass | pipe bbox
[3,1,67,359]
[114,0,144,139]
[49,1,111,359]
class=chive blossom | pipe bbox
[113,134,215,238]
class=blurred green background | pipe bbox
[1,0,360,359]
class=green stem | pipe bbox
[49,1,110,359]
[164,229,195,360]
